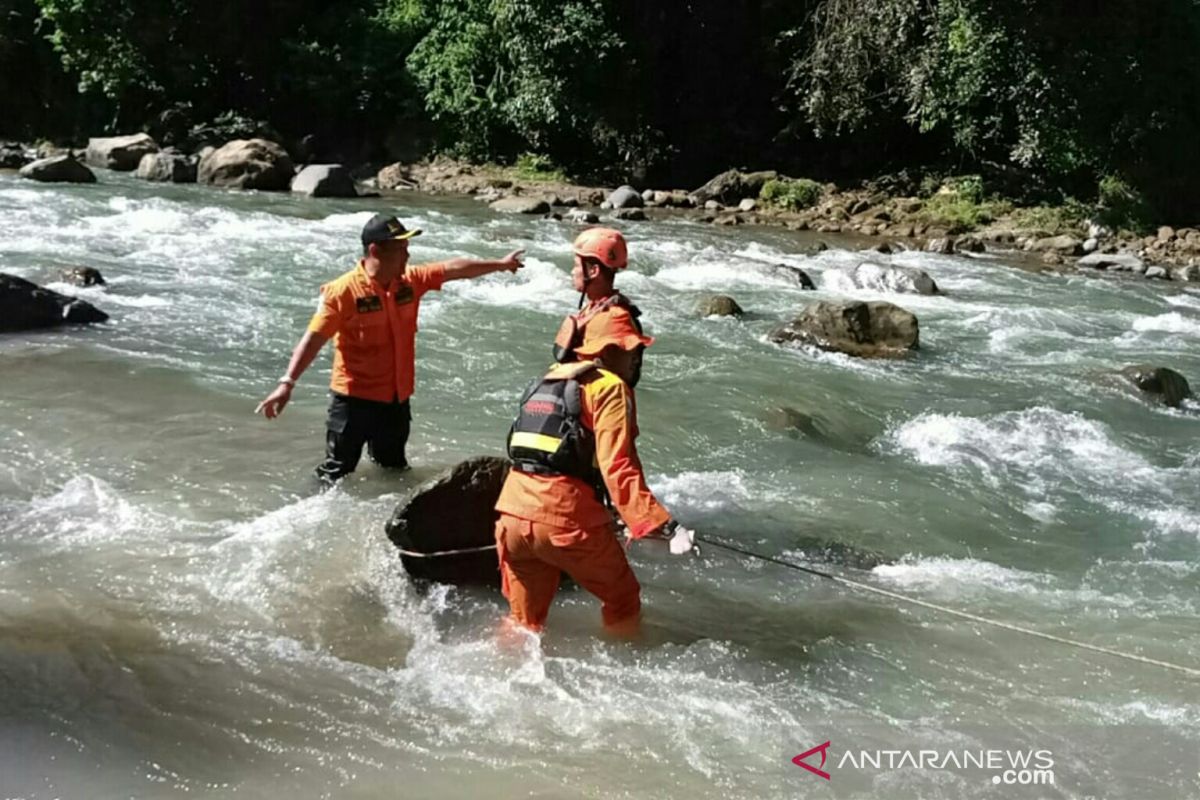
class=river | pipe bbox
[1,171,1197,799]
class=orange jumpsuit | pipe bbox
[494,366,671,631]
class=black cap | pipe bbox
[361,213,422,246]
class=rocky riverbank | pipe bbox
[377,158,1200,284]
[6,133,1200,284]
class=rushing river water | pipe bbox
[1,171,1198,799]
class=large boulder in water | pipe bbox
[691,169,778,205]
[86,133,159,171]
[291,164,357,197]
[0,142,31,169]
[385,456,509,586]
[19,155,96,183]
[0,273,109,332]
[606,185,644,209]
[136,152,196,183]
[1119,365,1192,408]
[198,138,294,190]
[825,262,940,295]
[490,196,550,214]
[769,300,919,358]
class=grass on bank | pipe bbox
[759,177,823,210]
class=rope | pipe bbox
[395,544,497,559]
[696,535,1200,680]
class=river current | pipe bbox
[1,172,1197,799]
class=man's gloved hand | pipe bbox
[667,523,697,555]
[644,520,698,556]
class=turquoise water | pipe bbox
[1,171,1197,799]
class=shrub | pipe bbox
[1096,175,1152,234]
[760,177,822,210]
[514,152,566,182]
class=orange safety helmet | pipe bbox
[572,227,628,270]
[573,306,654,358]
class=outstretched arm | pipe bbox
[255,330,329,419]
[442,249,525,282]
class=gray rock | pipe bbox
[698,295,744,317]
[384,456,509,586]
[59,267,106,287]
[826,262,940,295]
[490,196,551,214]
[692,169,778,205]
[612,208,646,221]
[0,273,108,331]
[1087,221,1112,240]
[136,152,196,182]
[565,208,600,224]
[769,300,919,358]
[1145,266,1169,280]
[704,199,721,211]
[86,133,159,171]
[641,188,656,204]
[652,190,672,206]
[1119,365,1192,408]
[1033,235,1084,255]
[1077,252,1144,271]
[606,185,644,209]
[1157,226,1176,242]
[926,237,955,254]
[738,198,757,212]
[1082,237,1099,254]
[290,164,357,197]
[773,264,817,290]
[19,155,97,183]
[198,138,294,190]
[955,236,986,253]
[0,142,30,169]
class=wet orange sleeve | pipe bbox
[307,284,346,337]
[586,377,672,539]
[406,262,447,296]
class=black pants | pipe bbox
[315,392,412,482]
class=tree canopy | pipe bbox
[3,0,1198,218]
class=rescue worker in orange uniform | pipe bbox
[256,213,524,481]
[494,311,696,635]
[552,228,646,366]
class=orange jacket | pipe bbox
[496,365,672,539]
[308,260,446,402]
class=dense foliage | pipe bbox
[2,0,1198,218]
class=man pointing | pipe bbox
[257,213,524,482]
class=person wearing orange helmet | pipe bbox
[552,228,647,384]
[495,309,695,636]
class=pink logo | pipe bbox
[793,741,832,780]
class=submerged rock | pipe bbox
[825,262,940,295]
[565,208,600,224]
[0,273,109,332]
[58,267,106,287]
[773,264,817,290]
[769,300,919,358]
[1118,365,1192,408]
[699,295,744,317]
[385,456,509,586]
